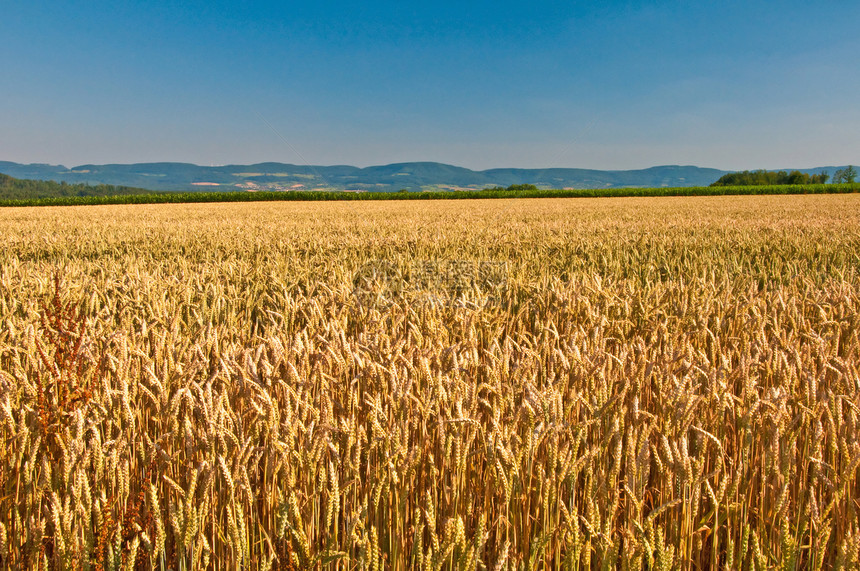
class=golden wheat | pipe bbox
[0,195,858,569]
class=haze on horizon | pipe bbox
[2,0,859,172]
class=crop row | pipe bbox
[1,183,859,208]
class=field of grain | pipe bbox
[1,195,859,570]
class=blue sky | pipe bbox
[2,0,859,170]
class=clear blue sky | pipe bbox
[2,0,859,170]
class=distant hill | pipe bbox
[0,172,152,200]
[0,160,849,193]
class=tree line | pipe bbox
[711,170,829,186]
[0,173,151,200]
[712,166,856,187]
[482,184,540,192]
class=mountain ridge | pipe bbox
[0,160,846,192]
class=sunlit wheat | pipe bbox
[0,195,858,569]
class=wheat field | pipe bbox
[1,195,859,570]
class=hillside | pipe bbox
[0,172,152,200]
[0,161,729,191]
[0,161,850,193]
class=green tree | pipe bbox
[833,165,857,184]
[786,171,806,185]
